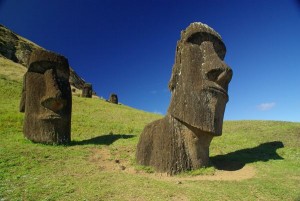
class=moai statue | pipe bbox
[82,83,93,98]
[109,93,118,104]
[19,49,72,144]
[136,22,233,175]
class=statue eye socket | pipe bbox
[186,32,208,45]
[187,37,202,45]
[186,33,226,60]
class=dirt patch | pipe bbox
[89,147,256,182]
[89,146,137,174]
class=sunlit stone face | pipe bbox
[20,50,72,144]
[168,23,232,135]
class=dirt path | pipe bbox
[89,147,256,182]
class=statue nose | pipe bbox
[41,97,66,112]
[41,69,66,112]
[206,67,233,91]
[216,68,232,88]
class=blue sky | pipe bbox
[0,0,299,122]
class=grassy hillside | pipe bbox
[0,58,299,201]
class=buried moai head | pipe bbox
[82,83,93,98]
[109,93,118,104]
[20,49,72,144]
[168,22,232,135]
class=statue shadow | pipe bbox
[71,134,135,146]
[211,141,284,171]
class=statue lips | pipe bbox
[39,113,62,120]
[206,86,228,99]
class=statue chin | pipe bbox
[168,89,227,136]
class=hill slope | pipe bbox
[0,24,88,90]
[0,55,300,200]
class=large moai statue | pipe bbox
[19,49,72,144]
[82,83,93,98]
[136,22,233,175]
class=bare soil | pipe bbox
[89,146,256,182]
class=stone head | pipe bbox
[82,83,93,98]
[109,93,118,104]
[168,22,233,135]
[20,49,72,144]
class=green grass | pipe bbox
[0,57,26,81]
[0,59,300,200]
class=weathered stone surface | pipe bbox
[20,49,72,144]
[136,22,233,174]
[109,93,118,104]
[82,83,93,98]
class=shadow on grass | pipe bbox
[211,141,284,171]
[71,134,135,146]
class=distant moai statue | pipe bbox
[19,49,72,144]
[82,83,93,98]
[136,22,233,175]
[109,93,118,104]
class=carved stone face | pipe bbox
[20,50,72,144]
[109,93,118,104]
[168,23,232,135]
[82,83,92,98]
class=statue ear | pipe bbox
[168,65,177,92]
[19,73,27,113]
[169,42,182,92]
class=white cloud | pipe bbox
[257,102,276,111]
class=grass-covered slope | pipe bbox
[0,58,300,200]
